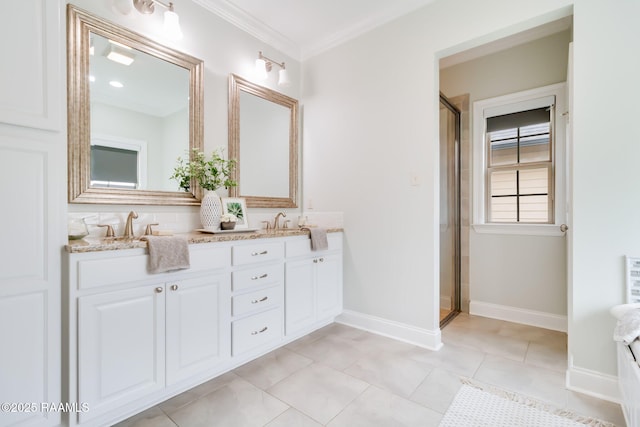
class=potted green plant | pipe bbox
[171,148,237,230]
[170,148,237,192]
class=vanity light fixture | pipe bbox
[256,51,290,87]
[132,0,183,40]
[106,44,135,65]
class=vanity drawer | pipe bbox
[232,263,283,292]
[233,242,284,266]
[232,308,281,356]
[286,233,342,258]
[76,246,230,290]
[232,286,281,317]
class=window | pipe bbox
[90,135,147,190]
[487,107,553,223]
[472,83,566,235]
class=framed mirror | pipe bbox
[228,74,298,208]
[67,5,204,205]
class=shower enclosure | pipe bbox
[439,94,461,326]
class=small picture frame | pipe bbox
[221,197,249,229]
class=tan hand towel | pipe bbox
[141,235,190,274]
[303,227,328,251]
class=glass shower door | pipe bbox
[439,94,461,326]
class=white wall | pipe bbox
[569,0,640,383]
[440,31,571,318]
[303,0,573,347]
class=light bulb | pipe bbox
[278,68,291,87]
[163,10,183,40]
[255,58,268,81]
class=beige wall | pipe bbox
[440,30,571,317]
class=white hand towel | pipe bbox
[302,227,328,251]
[142,235,190,274]
[614,308,640,344]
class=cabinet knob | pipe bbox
[251,273,268,280]
[319,258,324,263]
[313,259,318,263]
[251,296,268,304]
[155,287,163,293]
[251,250,268,256]
[170,284,178,291]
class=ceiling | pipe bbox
[192,0,438,60]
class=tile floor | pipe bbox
[116,314,626,427]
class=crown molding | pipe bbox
[192,0,438,61]
[192,0,302,60]
[301,0,435,60]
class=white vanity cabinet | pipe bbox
[63,232,342,426]
[64,244,231,426]
[285,234,343,337]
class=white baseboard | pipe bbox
[566,366,621,404]
[470,300,567,332]
[336,310,442,351]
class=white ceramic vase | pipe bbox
[200,190,223,230]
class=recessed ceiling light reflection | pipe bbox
[89,75,95,82]
[109,80,124,88]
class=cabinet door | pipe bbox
[78,285,165,422]
[166,274,230,385]
[316,253,343,319]
[285,259,316,336]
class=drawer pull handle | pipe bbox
[251,273,269,280]
[170,284,179,291]
[251,326,268,335]
[251,296,268,304]
[155,287,163,293]
[251,250,268,256]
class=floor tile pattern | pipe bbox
[116,314,625,427]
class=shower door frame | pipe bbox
[439,93,461,327]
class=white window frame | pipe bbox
[90,134,148,190]
[472,83,566,236]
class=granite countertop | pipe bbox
[65,228,343,253]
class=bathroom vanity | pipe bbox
[62,230,342,427]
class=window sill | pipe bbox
[472,223,565,237]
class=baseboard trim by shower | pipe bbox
[469,300,567,332]
[336,310,443,351]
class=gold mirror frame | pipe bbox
[228,74,298,208]
[67,5,204,205]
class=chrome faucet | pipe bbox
[123,211,138,238]
[273,212,287,230]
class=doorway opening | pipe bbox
[439,93,461,327]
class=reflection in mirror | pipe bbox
[67,5,203,205]
[229,74,298,208]
[89,33,189,191]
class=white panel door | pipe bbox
[0,0,61,130]
[78,286,165,423]
[0,291,52,427]
[0,138,62,427]
[165,274,231,385]
[316,254,343,319]
[285,259,316,336]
